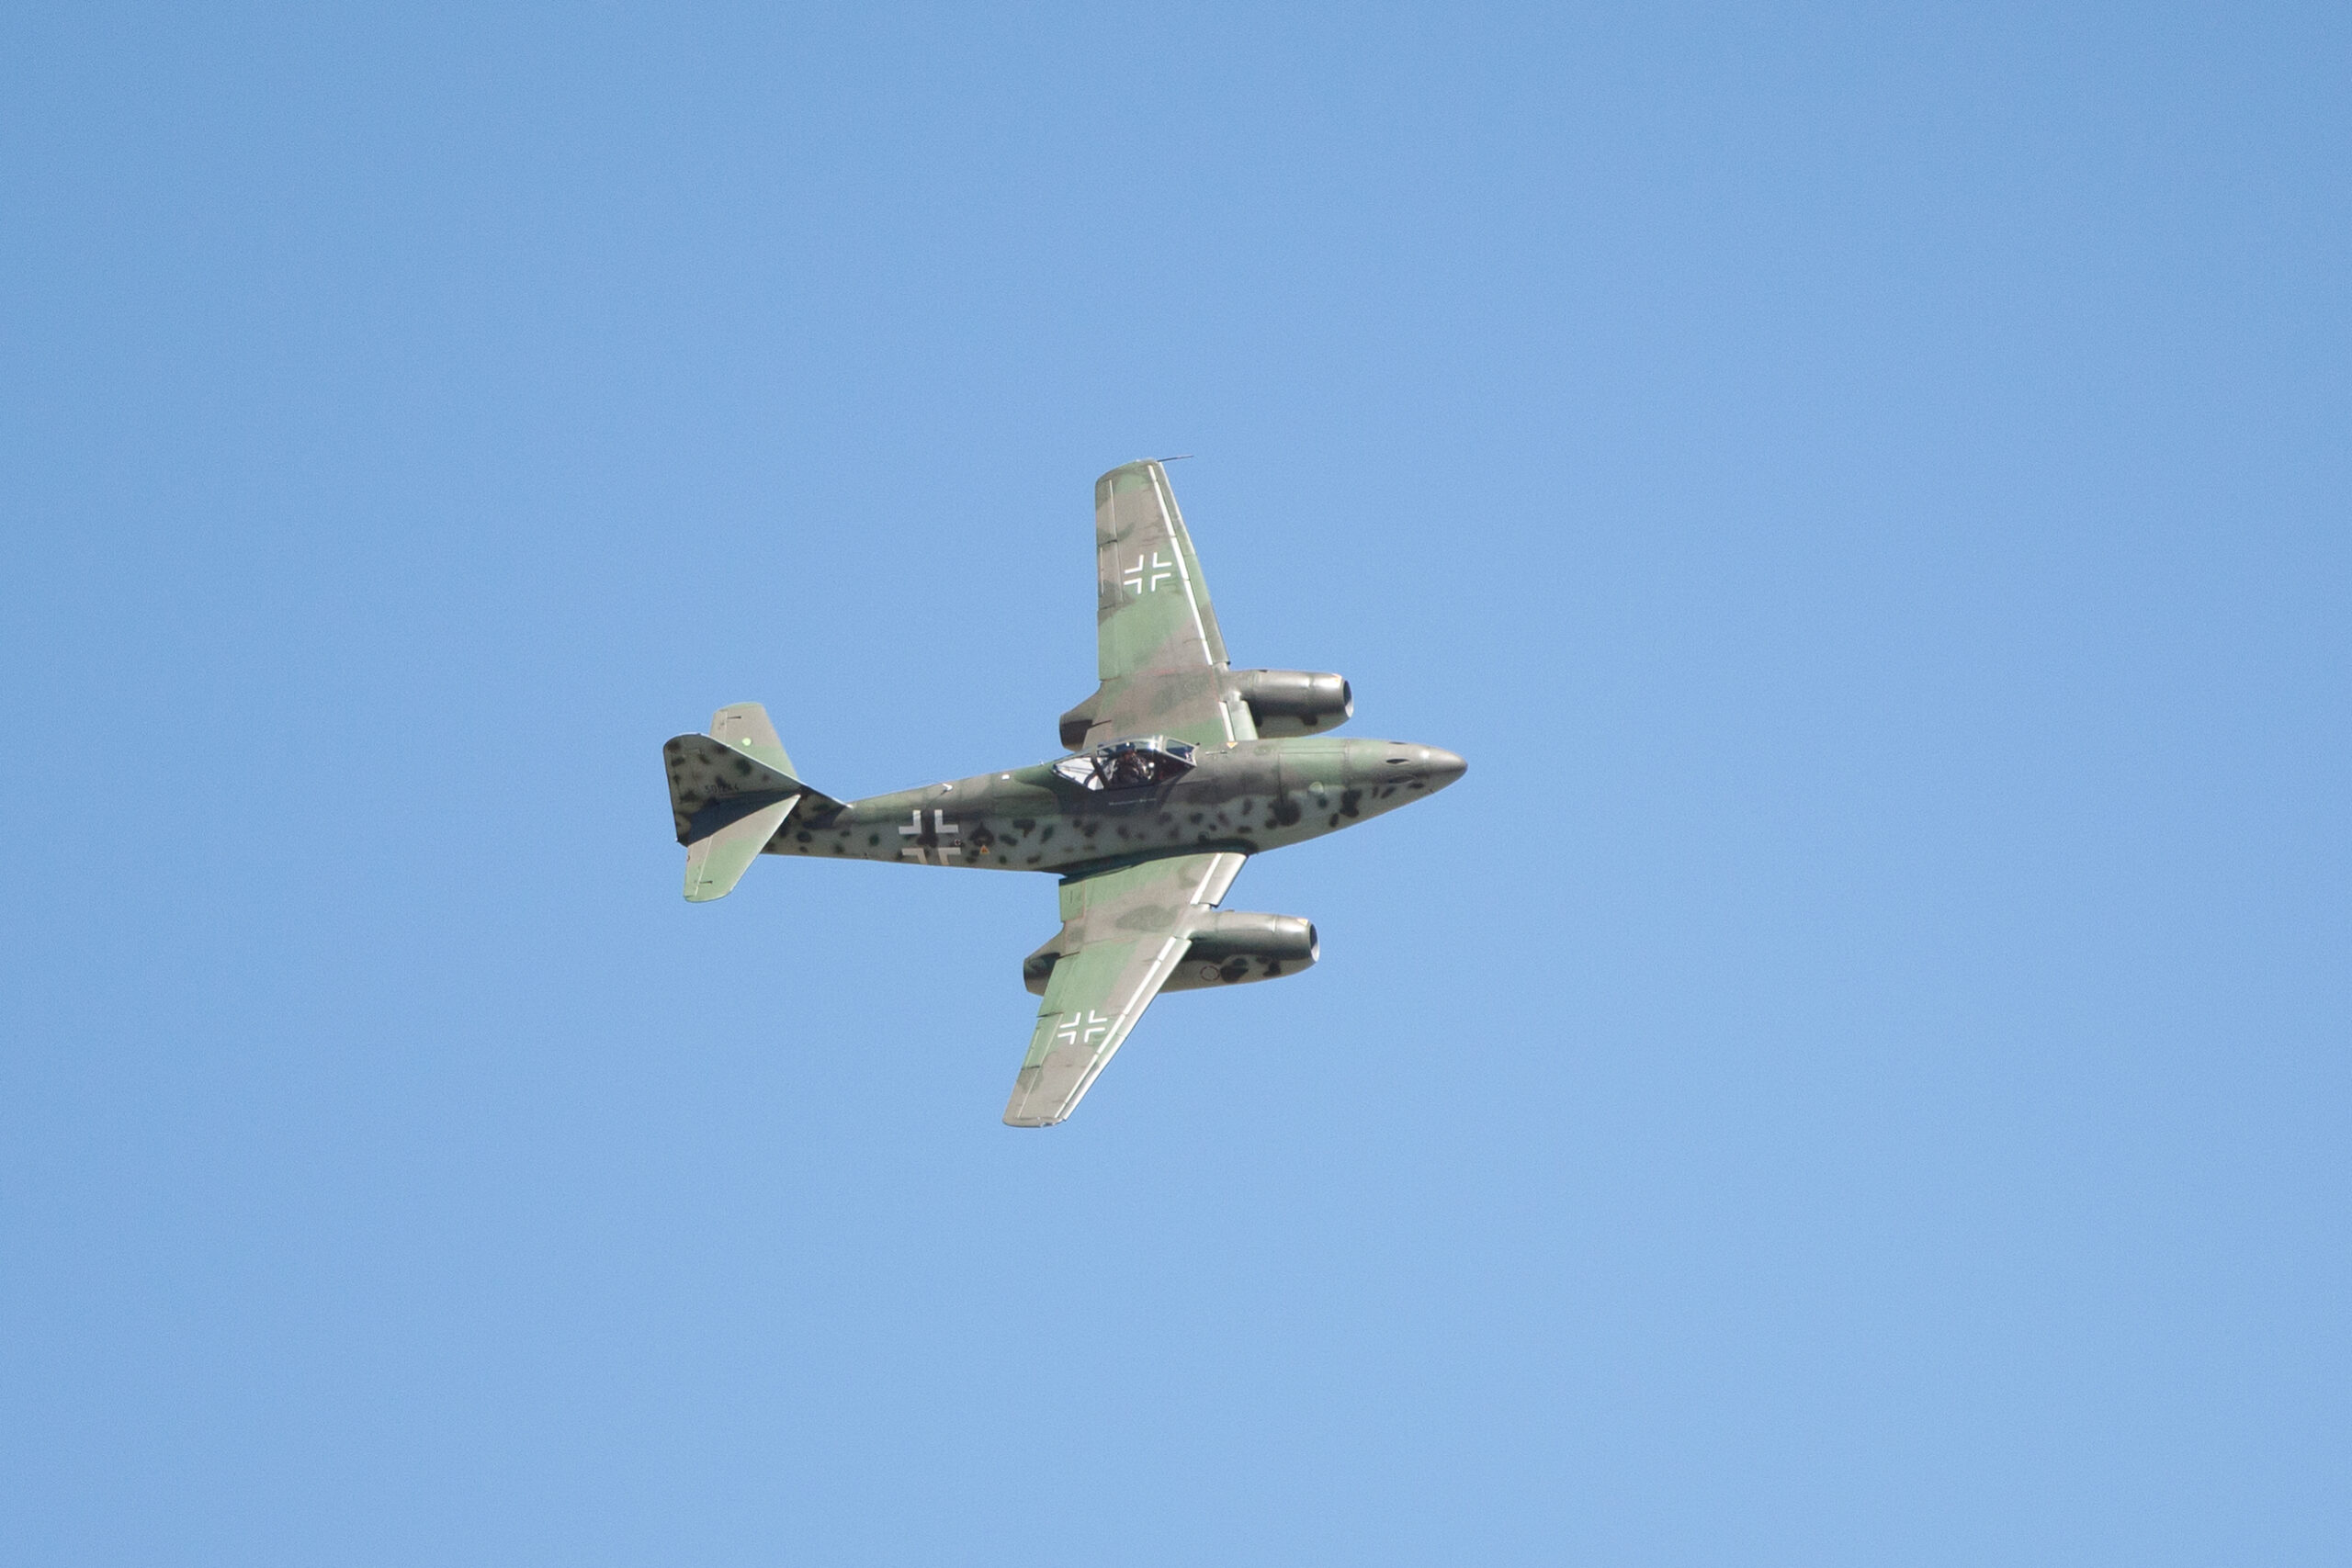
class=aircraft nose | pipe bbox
[1422,747,1466,789]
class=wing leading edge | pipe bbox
[1004,851,1246,1126]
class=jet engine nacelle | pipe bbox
[1022,910,1319,996]
[1057,671,1352,748]
[1225,670,1353,736]
[1161,911,1319,992]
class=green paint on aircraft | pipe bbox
[661,459,1465,1126]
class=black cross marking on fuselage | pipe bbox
[899,807,962,864]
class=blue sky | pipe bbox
[3,4,2345,1562]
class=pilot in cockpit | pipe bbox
[1055,735,1198,792]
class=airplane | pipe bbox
[660,458,1466,1126]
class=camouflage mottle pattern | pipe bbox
[661,459,1465,1126]
[664,731,1464,874]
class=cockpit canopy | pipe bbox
[1052,735,1199,792]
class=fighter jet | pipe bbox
[660,459,1466,1125]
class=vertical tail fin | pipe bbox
[708,701,795,775]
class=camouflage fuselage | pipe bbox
[768,736,1464,874]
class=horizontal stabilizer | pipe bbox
[684,793,798,902]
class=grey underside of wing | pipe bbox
[1003,851,1246,1127]
[1088,460,1255,750]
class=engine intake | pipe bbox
[1226,670,1352,736]
[1057,691,1102,750]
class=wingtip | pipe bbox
[1001,1091,1065,1128]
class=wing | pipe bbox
[1083,460,1254,750]
[1003,851,1246,1126]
